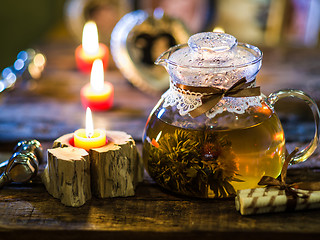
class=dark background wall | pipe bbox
[0,0,65,70]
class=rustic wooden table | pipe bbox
[0,39,320,240]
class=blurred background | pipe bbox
[0,0,319,70]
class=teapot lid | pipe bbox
[157,32,262,89]
[167,32,261,69]
[159,32,264,119]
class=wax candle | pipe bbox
[75,21,109,73]
[80,59,114,111]
[74,107,107,151]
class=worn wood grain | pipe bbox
[1,166,320,240]
[43,147,91,207]
[48,131,144,199]
[1,141,320,239]
[89,131,144,198]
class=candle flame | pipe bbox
[86,107,94,138]
[82,21,99,55]
[213,27,225,33]
[90,59,104,93]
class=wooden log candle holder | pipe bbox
[42,131,144,207]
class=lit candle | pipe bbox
[75,21,109,74]
[74,107,107,151]
[80,59,114,111]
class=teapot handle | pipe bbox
[267,89,320,164]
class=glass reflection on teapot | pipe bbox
[142,32,320,198]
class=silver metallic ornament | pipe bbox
[0,140,43,188]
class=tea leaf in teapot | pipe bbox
[145,127,242,198]
[185,167,198,178]
[200,130,243,197]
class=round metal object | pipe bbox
[111,9,190,94]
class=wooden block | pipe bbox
[90,131,143,198]
[42,131,143,206]
[42,147,91,207]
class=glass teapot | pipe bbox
[142,32,320,198]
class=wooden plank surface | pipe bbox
[0,150,320,240]
[0,39,320,239]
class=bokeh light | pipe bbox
[14,59,25,71]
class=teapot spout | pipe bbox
[155,49,171,67]
[155,44,187,67]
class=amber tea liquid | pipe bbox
[143,110,285,198]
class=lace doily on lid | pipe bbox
[162,81,262,118]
